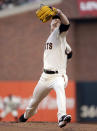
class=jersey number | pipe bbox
[45,43,52,50]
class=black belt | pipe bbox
[44,69,58,74]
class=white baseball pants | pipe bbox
[24,72,68,121]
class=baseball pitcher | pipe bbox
[19,5,72,128]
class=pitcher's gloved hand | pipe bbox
[36,5,58,23]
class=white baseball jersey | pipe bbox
[44,27,71,74]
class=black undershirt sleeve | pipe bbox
[67,51,73,59]
[59,24,70,34]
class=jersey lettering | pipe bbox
[45,43,53,50]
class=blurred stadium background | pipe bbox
[0,0,97,123]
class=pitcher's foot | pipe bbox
[58,114,71,128]
[18,114,28,122]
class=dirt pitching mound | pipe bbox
[0,122,97,131]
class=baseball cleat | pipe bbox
[58,115,71,128]
[18,114,28,122]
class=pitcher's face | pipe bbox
[51,19,61,31]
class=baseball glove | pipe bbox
[36,5,58,23]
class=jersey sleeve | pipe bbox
[59,23,70,34]
[65,43,72,59]
[65,43,72,54]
